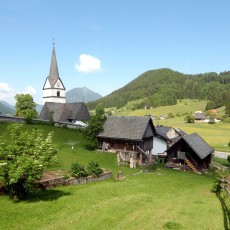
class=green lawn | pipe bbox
[0,122,227,229]
[0,167,224,230]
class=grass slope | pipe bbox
[0,168,223,230]
[0,122,226,229]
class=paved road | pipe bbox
[213,151,229,159]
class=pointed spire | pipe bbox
[48,42,59,87]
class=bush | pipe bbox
[227,155,230,163]
[0,124,57,199]
[184,113,195,123]
[71,163,89,178]
[87,161,103,177]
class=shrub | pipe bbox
[184,113,195,123]
[87,161,103,177]
[227,155,230,163]
[168,112,174,118]
[71,163,89,178]
[0,124,57,199]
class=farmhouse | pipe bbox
[153,126,187,157]
[165,133,213,173]
[97,116,156,167]
[193,111,206,122]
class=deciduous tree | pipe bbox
[83,103,106,145]
[0,124,57,199]
[15,94,38,119]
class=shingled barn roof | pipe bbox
[182,133,214,159]
[167,133,214,160]
[39,102,90,122]
[155,126,187,141]
[155,126,172,141]
[98,116,155,141]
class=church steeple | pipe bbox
[48,43,60,87]
[42,43,66,104]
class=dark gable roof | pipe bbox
[182,133,213,159]
[155,126,172,141]
[175,128,187,136]
[155,126,187,141]
[194,113,205,120]
[167,133,214,159]
[39,102,90,122]
[98,116,155,141]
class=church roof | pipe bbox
[44,45,65,89]
[39,102,91,122]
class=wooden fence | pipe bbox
[220,177,230,196]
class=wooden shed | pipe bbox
[97,116,156,167]
[165,133,213,173]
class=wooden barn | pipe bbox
[165,133,213,173]
[97,116,156,167]
[39,102,90,123]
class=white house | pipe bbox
[153,126,187,157]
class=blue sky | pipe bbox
[0,0,230,105]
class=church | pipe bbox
[39,44,90,123]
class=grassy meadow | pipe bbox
[0,122,227,229]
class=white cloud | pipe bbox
[0,83,37,105]
[0,83,16,105]
[75,54,103,73]
[24,86,36,95]
[0,83,13,92]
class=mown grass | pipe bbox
[113,99,207,117]
[0,167,224,230]
[0,121,227,229]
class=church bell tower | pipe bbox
[42,43,66,104]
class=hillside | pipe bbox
[0,122,225,229]
[87,68,230,111]
[66,87,102,103]
[0,101,15,115]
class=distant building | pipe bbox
[193,111,206,122]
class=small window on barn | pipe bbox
[57,91,60,97]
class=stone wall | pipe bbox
[0,115,26,123]
[37,171,113,189]
[0,115,83,129]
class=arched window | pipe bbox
[57,91,60,97]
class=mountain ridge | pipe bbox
[66,87,102,103]
[87,68,230,111]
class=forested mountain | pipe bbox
[87,68,230,112]
[0,101,15,115]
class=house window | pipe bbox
[57,91,60,97]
